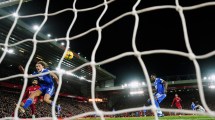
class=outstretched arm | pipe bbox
[163,80,168,94]
[18,65,25,74]
[50,72,59,84]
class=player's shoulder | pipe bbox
[27,85,34,90]
[32,71,38,75]
[36,85,41,89]
[43,68,49,72]
[156,78,165,83]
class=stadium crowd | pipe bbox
[0,86,215,118]
[0,90,107,118]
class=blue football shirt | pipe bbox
[32,68,54,86]
[154,78,165,94]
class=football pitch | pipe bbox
[81,115,215,120]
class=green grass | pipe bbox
[80,115,215,120]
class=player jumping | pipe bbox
[171,93,182,116]
[148,73,168,117]
[18,61,60,114]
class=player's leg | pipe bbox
[157,94,166,104]
[177,105,182,116]
[30,104,36,119]
[44,94,52,104]
[147,96,163,116]
[155,93,166,117]
[43,85,55,104]
[44,85,61,114]
[12,100,26,116]
[20,101,25,106]
[20,90,42,113]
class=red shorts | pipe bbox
[176,105,182,109]
[22,98,38,104]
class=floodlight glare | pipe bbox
[47,34,51,38]
[142,82,146,86]
[211,75,215,80]
[8,49,14,54]
[130,90,144,95]
[129,81,139,88]
[56,67,65,74]
[33,25,39,30]
[12,12,19,17]
[80,76,85,80]
[209,85,215,89]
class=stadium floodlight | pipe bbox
[8,49,14,54]
[209,85,215,89]
[12,12,19,17]
[211,75,215,80]
[2,48,14,54]
[47,33,51,38]
[55,38,58,41]
[33,25,39,30]
[130,90,144,95]
[61,42,65,46]
[128,81,139,88]
[55,67,65,74]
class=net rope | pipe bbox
[0,0,214,120]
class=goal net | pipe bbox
[0,0,215,120]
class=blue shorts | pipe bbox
[39,85,55,96]
[155,93,166,103]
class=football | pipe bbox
[64,51,74,60]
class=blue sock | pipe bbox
[51,101,55,106]
[23,98,33,109]
[51,101,57,108]
[154,100,163,114]
[51,101,59,111]
[154,100,160,108]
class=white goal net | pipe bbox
[0,0,215,120]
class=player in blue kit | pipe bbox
[147,73,168,117]
[191,102,196,115]
[18,61,60,114]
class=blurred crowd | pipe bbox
[0,87,215,119]
[0,90,107,118]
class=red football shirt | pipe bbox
[172,97,182,107]
[22,85,41,102]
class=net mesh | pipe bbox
[0,0,215,120]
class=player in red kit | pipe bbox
[15,79,42,118]
[171,94,182,116]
